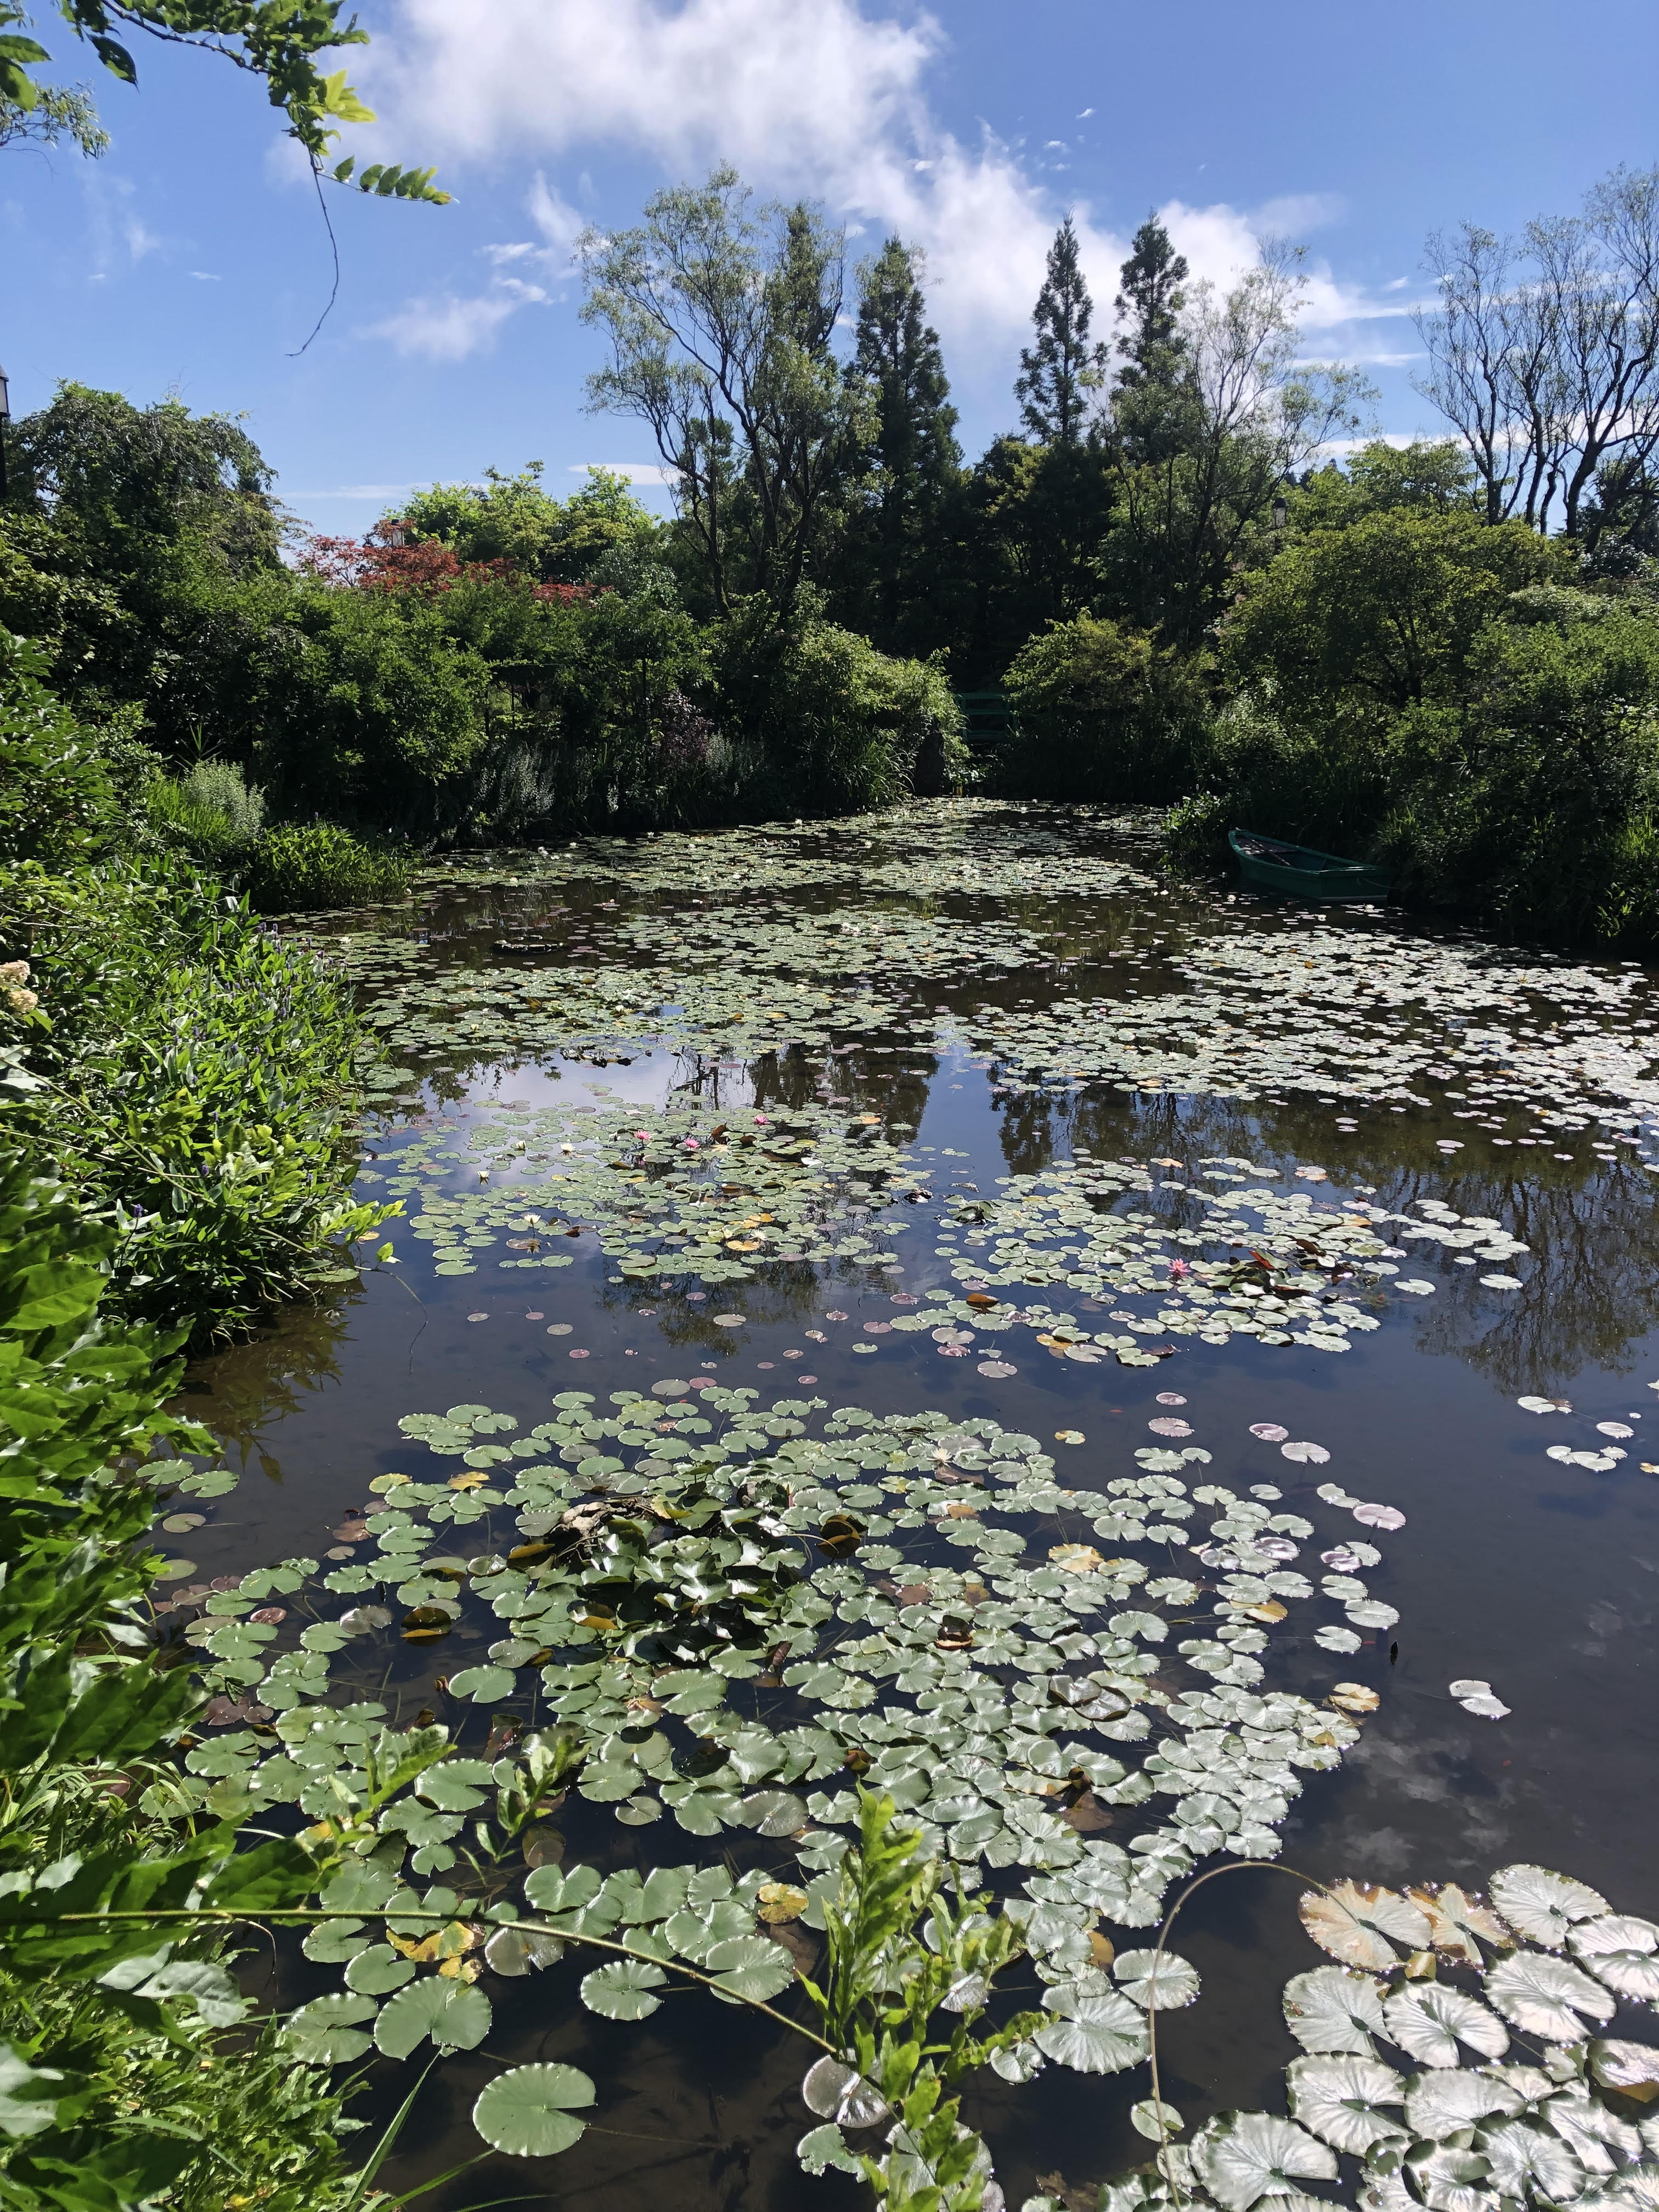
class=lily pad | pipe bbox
[471,2063,595,2158]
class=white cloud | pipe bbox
[365,0,938,190]
[359,0,1413,387]
[363,283,544,360]
[83,172,162,273]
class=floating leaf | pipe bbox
[1284,2054,1407,2154]
[703,1935,795,2003]
[1299,1882,1429,1971]
[281,1991,378,2065]
[757,1883,808,1924]
[1589,2039,1659,2097]
[1383,1983,1509,2067]
[1407,1886,1511,1967]
[1489,1864,1609,1948]
[446,1664,515,1703]
[737,1789,808,1837]
[1569,1915,1659,2003]
[1280,1442,1330,1465]
[580,1959,668,2019]
[1402,2068,1520,2141]
[471,2063,595,2157]
[1034,1986,1148,2074]
[1130,2099,1186,2141]
[345,1945,417,1995]
[1113,1949,1201,2011]
[1282,1966,1387,2055]
[1192,2110,1337,2210]
[374,1977,492,2058]
[484,1926,565,1977]
[1485,1951,1615,2040]
[801,2056,891,2130]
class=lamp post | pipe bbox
[1271,492,1288,532]
[0,363,9,500]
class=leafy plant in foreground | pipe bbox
[798,1793,1043,2211]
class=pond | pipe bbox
[163,800,1659,2211]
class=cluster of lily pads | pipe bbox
[352,1080,1537,1361]
[150,1369,1425,2176]
[1076,1861,1659,2212]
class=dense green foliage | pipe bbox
[0,1156,362,2212]
[242,822,412,911]
[0,631,392,1344]
[1,387,957,839]
[1160,462,1659,945]
[1002,614,1205,802]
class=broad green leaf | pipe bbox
[1284,2055,1407,2154]
[1489,1864,1608,1949]
[1568,1915,1659,2002]
[1034,1986,1148,2074]
[1113,1948,1200,2011]
[579,1959,667,2019]
[1192,2111,1337,2211]
[703,1934,795,2004]
[472,2063,595,2157]
[373,1976,492,2058]
[281,1991,379,2066]
[483,1925,564,1976]
[445,1665,516,1705]
[1282,1966,1387,2055]
[1403,2068,1523,2142]
[1485,1951,1614,2041]
[1383,1983,1508,2067]
[344,1945,417,1995]
[1299,1881,1428,1971]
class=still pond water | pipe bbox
[169,802,1659,2210]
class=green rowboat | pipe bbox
[1229,828,1392,901]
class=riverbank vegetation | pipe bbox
[7,162,1659,943]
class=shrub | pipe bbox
[1383,605,1659,941]
[147,757,266,860]
[1170,687,1393,865]
[714,605,966,812]
[1221,509,1565,716]
[1,858,393,1340]
[0,1155,364,2209]
[244,822,413,911]
[1002,613,1206,801]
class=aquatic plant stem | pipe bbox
[1145,1857,1336,2207]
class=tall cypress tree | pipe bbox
[848,236,961,647]
[1113,216,1189,390]
[1108,215,1198,475]
[1014,216,1108,445]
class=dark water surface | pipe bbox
[169,805,1659,2211]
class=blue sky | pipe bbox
[6,0,1657,540]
